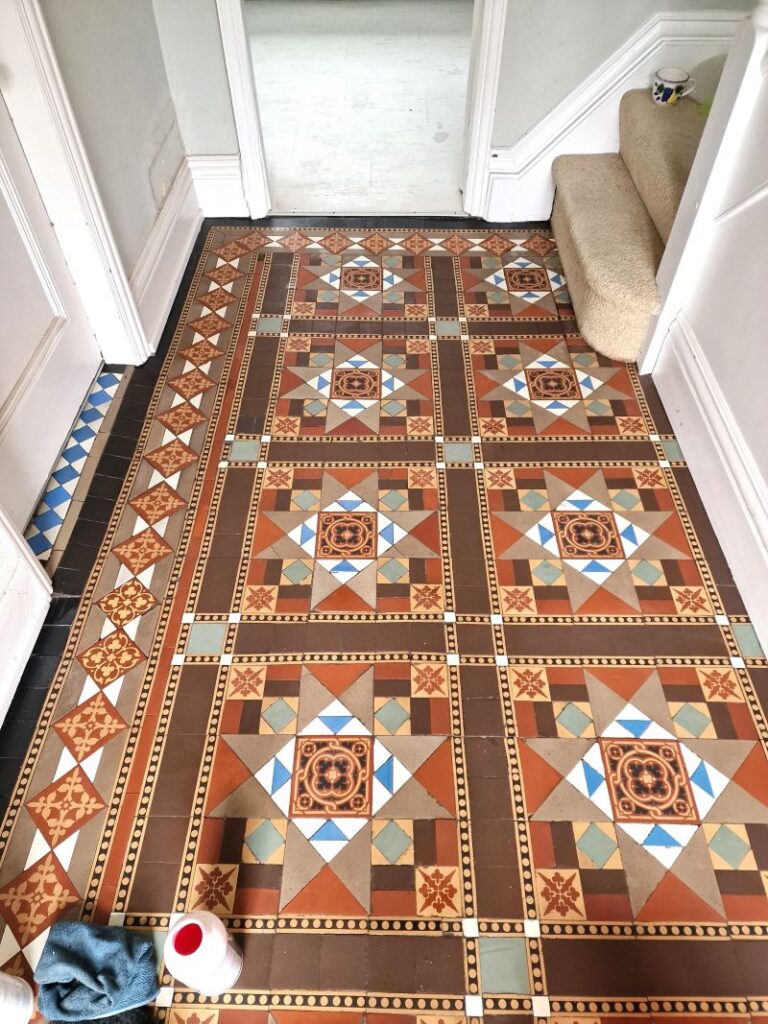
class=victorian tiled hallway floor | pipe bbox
[2,223,768,1023]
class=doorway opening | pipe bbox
[243,0,474,215]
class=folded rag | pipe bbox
[34,921,159,1022]
[52,1011,154,1024]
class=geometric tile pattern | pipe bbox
[487,465,710,616]
[203,662,457,916]
[24,371,122,558]
[2,226,768,1022]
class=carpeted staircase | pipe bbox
[551,88,705,361]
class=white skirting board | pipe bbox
[188,154,250,217]
[483,11,744,222]
[653,316,768,655]
[0,506,51,726]
[129,159,204,351]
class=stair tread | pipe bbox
[620,89,705,243]
[551,153,663,305]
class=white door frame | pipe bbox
[216,0,506,219]
[215,0,271,218]
[463,0,508,217]
[1,0,152,365]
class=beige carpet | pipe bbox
[552,153,664,362]
[620,89,705,243]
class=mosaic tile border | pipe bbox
[24,371,123,559]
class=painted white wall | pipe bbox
[493,0,752,147]
[485,12,743,221]
[40,0,185,276]
[651,6,768,652]
[153,0,239,157]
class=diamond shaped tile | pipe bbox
[168,368,216,400]
[54,692,127,761]
[129,481,186,526]
[77,629,145,687]
[144,438,197,477]
[96,578,158,627]
[25,767,106,846]
[112,527,174,575]
[156,403,208,436]
[186,312,230,339]
[0,854,79,945]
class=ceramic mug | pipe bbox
[652,67,696,106]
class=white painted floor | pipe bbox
[244,0,473,215]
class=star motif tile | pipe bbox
[486,465,709,615]
[274,338,434,437]
[248,467,442,613]
[459,250,559,318]
[472,338,644,436]
[292,251,427,320]
[201,662,458,914]
[520,666,768,920]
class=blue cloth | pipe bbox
[34,922,159,1022]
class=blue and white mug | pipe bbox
[652,67,696,106]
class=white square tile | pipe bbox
[181,612,195,624]
[731,656,746,668]
[171,654,184,666]
[108,912,126,927]
[258,461,268,469]
[531,995,550,1017]
[474,462,484,471]
[465,994,483,1017]
[225,433,235,442]
[220,653,234,666]
[490,614,503,625]
[436,461,446,471]
[462,917,480,938]
[471,436,481,444]
[155,987,175,1008]
[434,435,444,444]
[649,433,660,442]
[218,461,228,469]
[495,655,509,667]
[658,459,670,468]
[524,918,541,938]
[447,653,460,666]
[715,614,729,625]
[443,611,456,623]
[228,612,242,623]
[261,434,272,443]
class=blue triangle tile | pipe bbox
[583,761,604,797]
[644,825,681,847]
[375,756,395,792]
[690,761,714,796]
[312,820,347,842]
[617,718,650,738]
[270,760,291,793]
[331,560,358,574]
[319,715,353,734]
